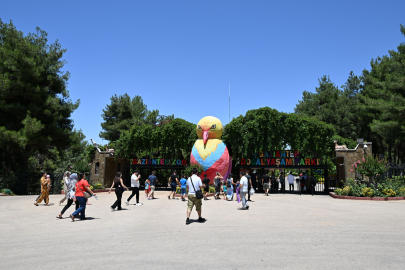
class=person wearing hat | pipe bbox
[125,170,142,206]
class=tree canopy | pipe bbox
[0,20,79,171]
[115,118,197,160]
[100,93,174,142]
[223,107,336,162]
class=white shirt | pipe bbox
[131,174,140,187]
[187,174,202,194]
[287,174,295,184]
[240,176,248,193]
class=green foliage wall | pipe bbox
[222,107,336,162]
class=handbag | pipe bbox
[77,181,92,199]
[190,177,204,199]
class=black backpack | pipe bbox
[227,179,231,187]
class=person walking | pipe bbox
[270,171,276,194]
[185,168,206,225]
[180,175,187,202]
[125,170,142,206]
[279,171,285,194]
[167,170,179,200]
[70,173,96,221]
[238,171,249,210]
[300,172,307,195]
[246,172,253,201]
[57,173,79,219]
[148,171,158,200]
[310,173,317,196]
[109,172,129,211]
[35,172,47,203]
[202,174,210,200]
[34,174,51,206]
[226,173,234,201]
[214,172,223,200]
[287,171,295,194]
[262,171,270,196]
[59,171,70,205]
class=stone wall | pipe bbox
[89,151,128,187]
[335,142,372,182]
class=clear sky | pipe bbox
[2,0,405,144]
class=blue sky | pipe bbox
[2,0,405,144]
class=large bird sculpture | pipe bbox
[190,116,232,182]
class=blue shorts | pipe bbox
[170,183,177,192]
[181,187,187,195]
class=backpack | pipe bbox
[227,179,231,188]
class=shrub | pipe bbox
[362,187,374,197]
[89,185,94,190]
[1,188,15,195]
[399,187,405,197]
[209,186,216,193]
[342,186,351,196]
[93,182,104,190]
[382,189,396,197]
[335,188,343,195]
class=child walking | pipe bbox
[222,181,227,200]
[145,179,150,198]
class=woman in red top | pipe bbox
[70,173,95,221]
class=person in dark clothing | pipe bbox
[246,172,253,201]
[109,172,129,211]
[300,172,307,195]
[270,171,276,194]
[202,174,210,200]
[310,173,317,196]
[167,170,179,200]
[262,172,270,196]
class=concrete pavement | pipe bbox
[0,191,404,269]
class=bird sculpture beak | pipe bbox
[203,130,209,145]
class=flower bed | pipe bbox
[329,192,404,201]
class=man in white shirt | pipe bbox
[125,170,142,206]
[239,171,249,210]
[287,171,295,194]
[185,168,206,225]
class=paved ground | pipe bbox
[1,191,404,269]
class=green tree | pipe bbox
[100,94,149,141]
[361,24,405,162]
[294,74,362,141]
[115,118,197,160]
[223,107,336,163]
[0,20,79,172]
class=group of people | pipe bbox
[52,171,97,221]
[261,171,318,196]
[35,168,318,225]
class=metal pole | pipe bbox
[229,82,230,123]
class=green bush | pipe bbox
[341,186,351,196]
[89,185,94,190]
[93,182,104,190]
[382,189,396,197]
[361,187,374,197]
[1,188,15,195]
[335,188,343,195]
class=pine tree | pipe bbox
[0,20,79,171]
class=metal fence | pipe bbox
[0,170,65,195]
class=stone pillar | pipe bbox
[335,142,372,182]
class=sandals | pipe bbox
[57,214,62,219]
[34,203,38,206]
[70,215,75,222]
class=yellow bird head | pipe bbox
[196,116,224,145]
